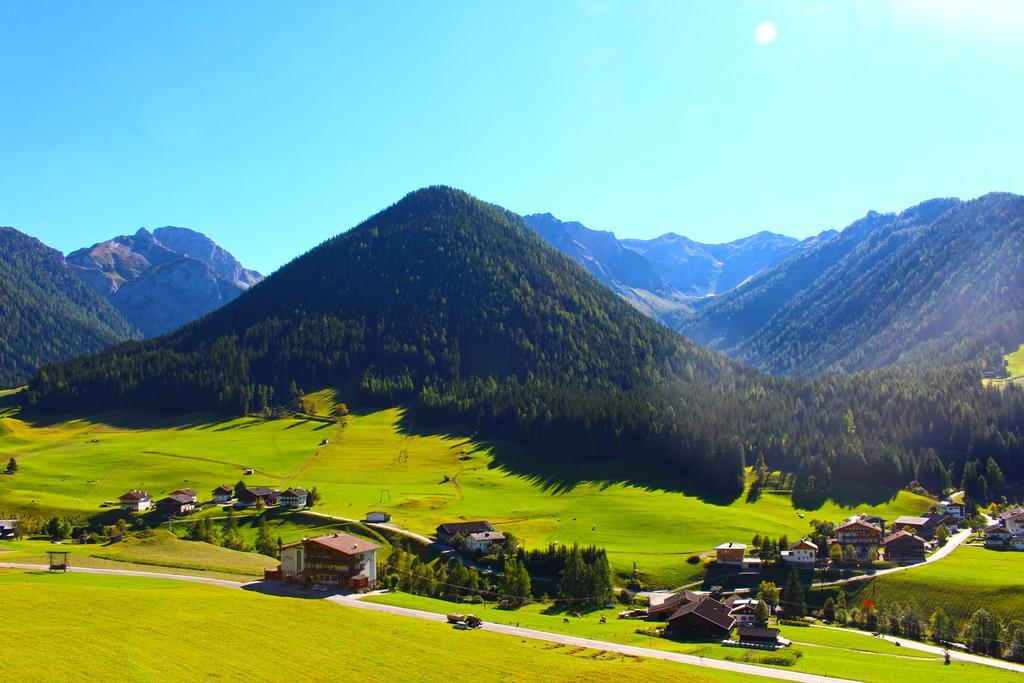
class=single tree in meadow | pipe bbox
[307,486,321,507]
[757,581,780,607]
[930,608,954,643]
[6,457,16,473]
[754,599,771,627]
[822,597,836,622]
[829,543,843,563]
[255,519,277,557]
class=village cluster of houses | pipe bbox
[984,507,1024,550]
[118,484,309,518]
[716,500,968,571]
[647,590,786,649]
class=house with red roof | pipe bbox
[278,533,379,590]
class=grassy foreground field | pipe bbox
[829,544,1024,623]
[0,570,738,683]
[0,399,931,586]
[363,592,1009,683]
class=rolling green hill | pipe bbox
[683,193,1024,376]
[0,403,930,586]
[825,544,1024,625]
[0,227,138,387]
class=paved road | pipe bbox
[812,527,973,589]
[813,624,1024,675]
[0,562,246,588]
[336,592,857,683]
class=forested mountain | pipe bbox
[0,227,138,387]
[67,227,262,337]
[525,213,833,323]
[682,194,1024,376]
[25,188,1024,500]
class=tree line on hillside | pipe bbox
[20,188,1024,500]
[0,226,138,387]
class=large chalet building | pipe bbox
[278,533,379,589]
[119,490,152,512]
[781,538,818,567]
[832,515,884,559]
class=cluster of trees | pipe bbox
[21,188,1024,499]
[961,457,1007,507]
[378,546,506,602]
[749,534,792,564]
[554,544,613,606]
[187,510,278,556]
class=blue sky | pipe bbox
[2,1,1023,274]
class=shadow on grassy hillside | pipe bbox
[390,406,742,504]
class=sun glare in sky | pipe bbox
[754,20,778,45]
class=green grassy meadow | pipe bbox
[0,400,932,586]
[0,529,276,578]
[1005,344,1024,377]
[0,570,742,683]
[829,544,1024,623]
[364,591,1009,683]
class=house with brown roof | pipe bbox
[156,492,196,518]
[882,530,926,563]
[237,486,279,508]
[985,523,1013,549]
[781,538,818,567]
[648,591,701,620]
[279,487,308,508]
[735,626,784,649]
[436,521,495,545]
[170,488,197,503]
[1001,508,1024,535]
[119,490,152,512]
[278,533,379,589]
[466,531,506,553]
[666,596,736,639]
[715,542,761,572]
[892,515,939,540]
[723,596,762,627]
[212,485,234,503]
[833,515,883,560]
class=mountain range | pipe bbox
[0,224,261,386]
[524,212,835,322]
[681,193,1024,376]
[23,187,1024,498]
[67,226,263,337]
[0,227,139,388]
